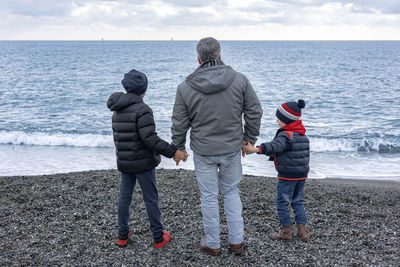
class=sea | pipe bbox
[0,41,399,181]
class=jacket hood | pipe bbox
[185,65,236,95]
[107,92,143,111]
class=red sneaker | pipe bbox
[154,231,171,248]
[116,232,130,248]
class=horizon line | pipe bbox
[1,39,400,42]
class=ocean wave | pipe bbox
[310,137,400,153]
[0,131,399,153]
[0,131,114,148]
[310,137,356,152]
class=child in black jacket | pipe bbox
[244,99,310,241]
[107,69,186,248]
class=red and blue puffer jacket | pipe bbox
[257,120,310,180]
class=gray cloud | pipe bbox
[155,10,252,27]
[0,0,399,38]
[151,1,400,27]
[2,0,399,19]
[161,0,227,8]
[0,0,149,17]
[272,0,400,14]
[0,0,72,17]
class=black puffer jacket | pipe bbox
[107,92,177,174]
[258,121,310,180]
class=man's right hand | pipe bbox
[174,150,188,165]
[242,141,254,157]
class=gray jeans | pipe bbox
[193,150,244,249]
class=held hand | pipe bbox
[243,143,252,154]
[176,150,188,162]
[242,141,248,157]
[173,151,181,166]
[243,143,258,154]
[182,150,188,162]
[242,141,255,157]
[174,150,189,166]
[173,157,181,166]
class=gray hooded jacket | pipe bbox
[171,64,263,156]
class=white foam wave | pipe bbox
[0,131,114,147]
[0,131,399,153]
[310,137,356,152]
[310,137,400,153]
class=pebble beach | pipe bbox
[1,169,399,266]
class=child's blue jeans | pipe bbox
[276,179,307,227]
[118,169,163,241]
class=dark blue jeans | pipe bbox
[118,169,163,241]
[276,179,307,227]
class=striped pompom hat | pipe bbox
[276,99,306,124]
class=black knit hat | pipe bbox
[276,99,306,124]
[121,69,148,95]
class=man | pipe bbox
[171,37,263,256]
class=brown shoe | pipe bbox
[200,237,221,256]
[270,225,293,240]
[297,224,310,241]
[230,241,245,256]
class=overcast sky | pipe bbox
[1,0,400,40]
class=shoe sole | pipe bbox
[116,233,131,248]
[155,231,171,248]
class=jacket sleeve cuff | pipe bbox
[259,143,268,155]
[171,141,186,151]
[257,146,262,154]
[168,145,178,158]
[244,135,257,145]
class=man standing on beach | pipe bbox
[171,37,263,255]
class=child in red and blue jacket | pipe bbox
[243,99,310,241]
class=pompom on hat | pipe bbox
[276,99,306,124]
[121,69,148,95]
